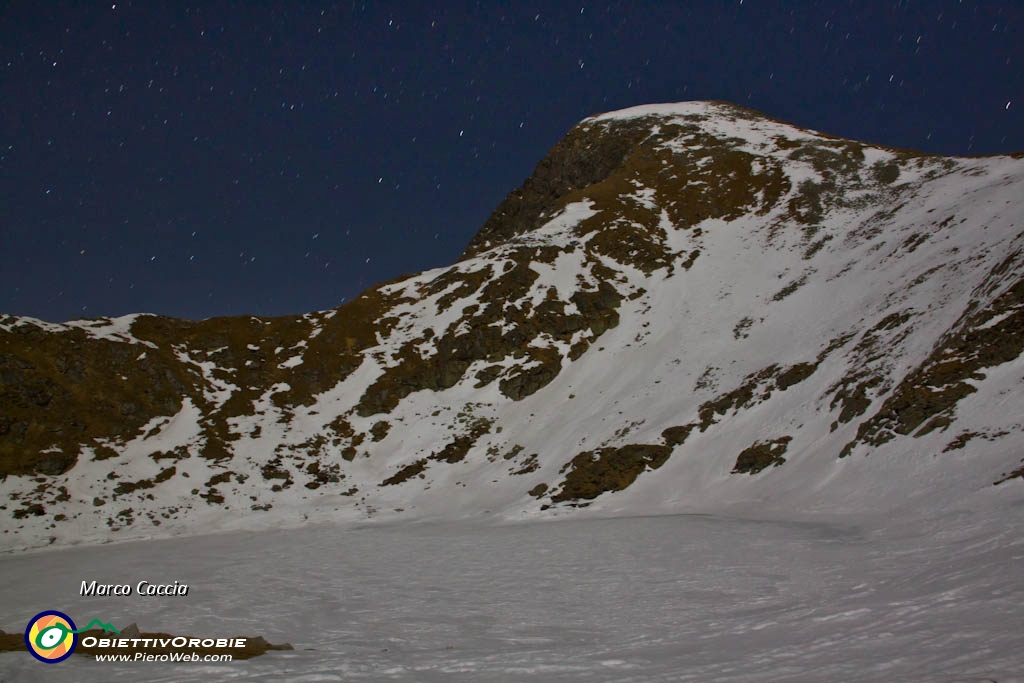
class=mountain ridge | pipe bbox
[2,100,1023,551]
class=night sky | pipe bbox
[3,2,1022,323]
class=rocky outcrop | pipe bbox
[460,120,654,258]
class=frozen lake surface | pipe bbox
[2,510,1023,682]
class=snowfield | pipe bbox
[2,504,1023,682]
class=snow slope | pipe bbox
[2,101,1023,551]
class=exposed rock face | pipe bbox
[552,444,672,504]
[461,120,653,258]
[2,101,1023,549]
[733,437,793,474]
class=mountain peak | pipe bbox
[461,100,910,260]
[582,99,752,123]
[3,101,1024,550]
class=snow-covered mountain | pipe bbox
[3,101,1023,551]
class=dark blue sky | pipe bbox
[2,1,1021,322]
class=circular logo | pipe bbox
[25,611,77,663]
